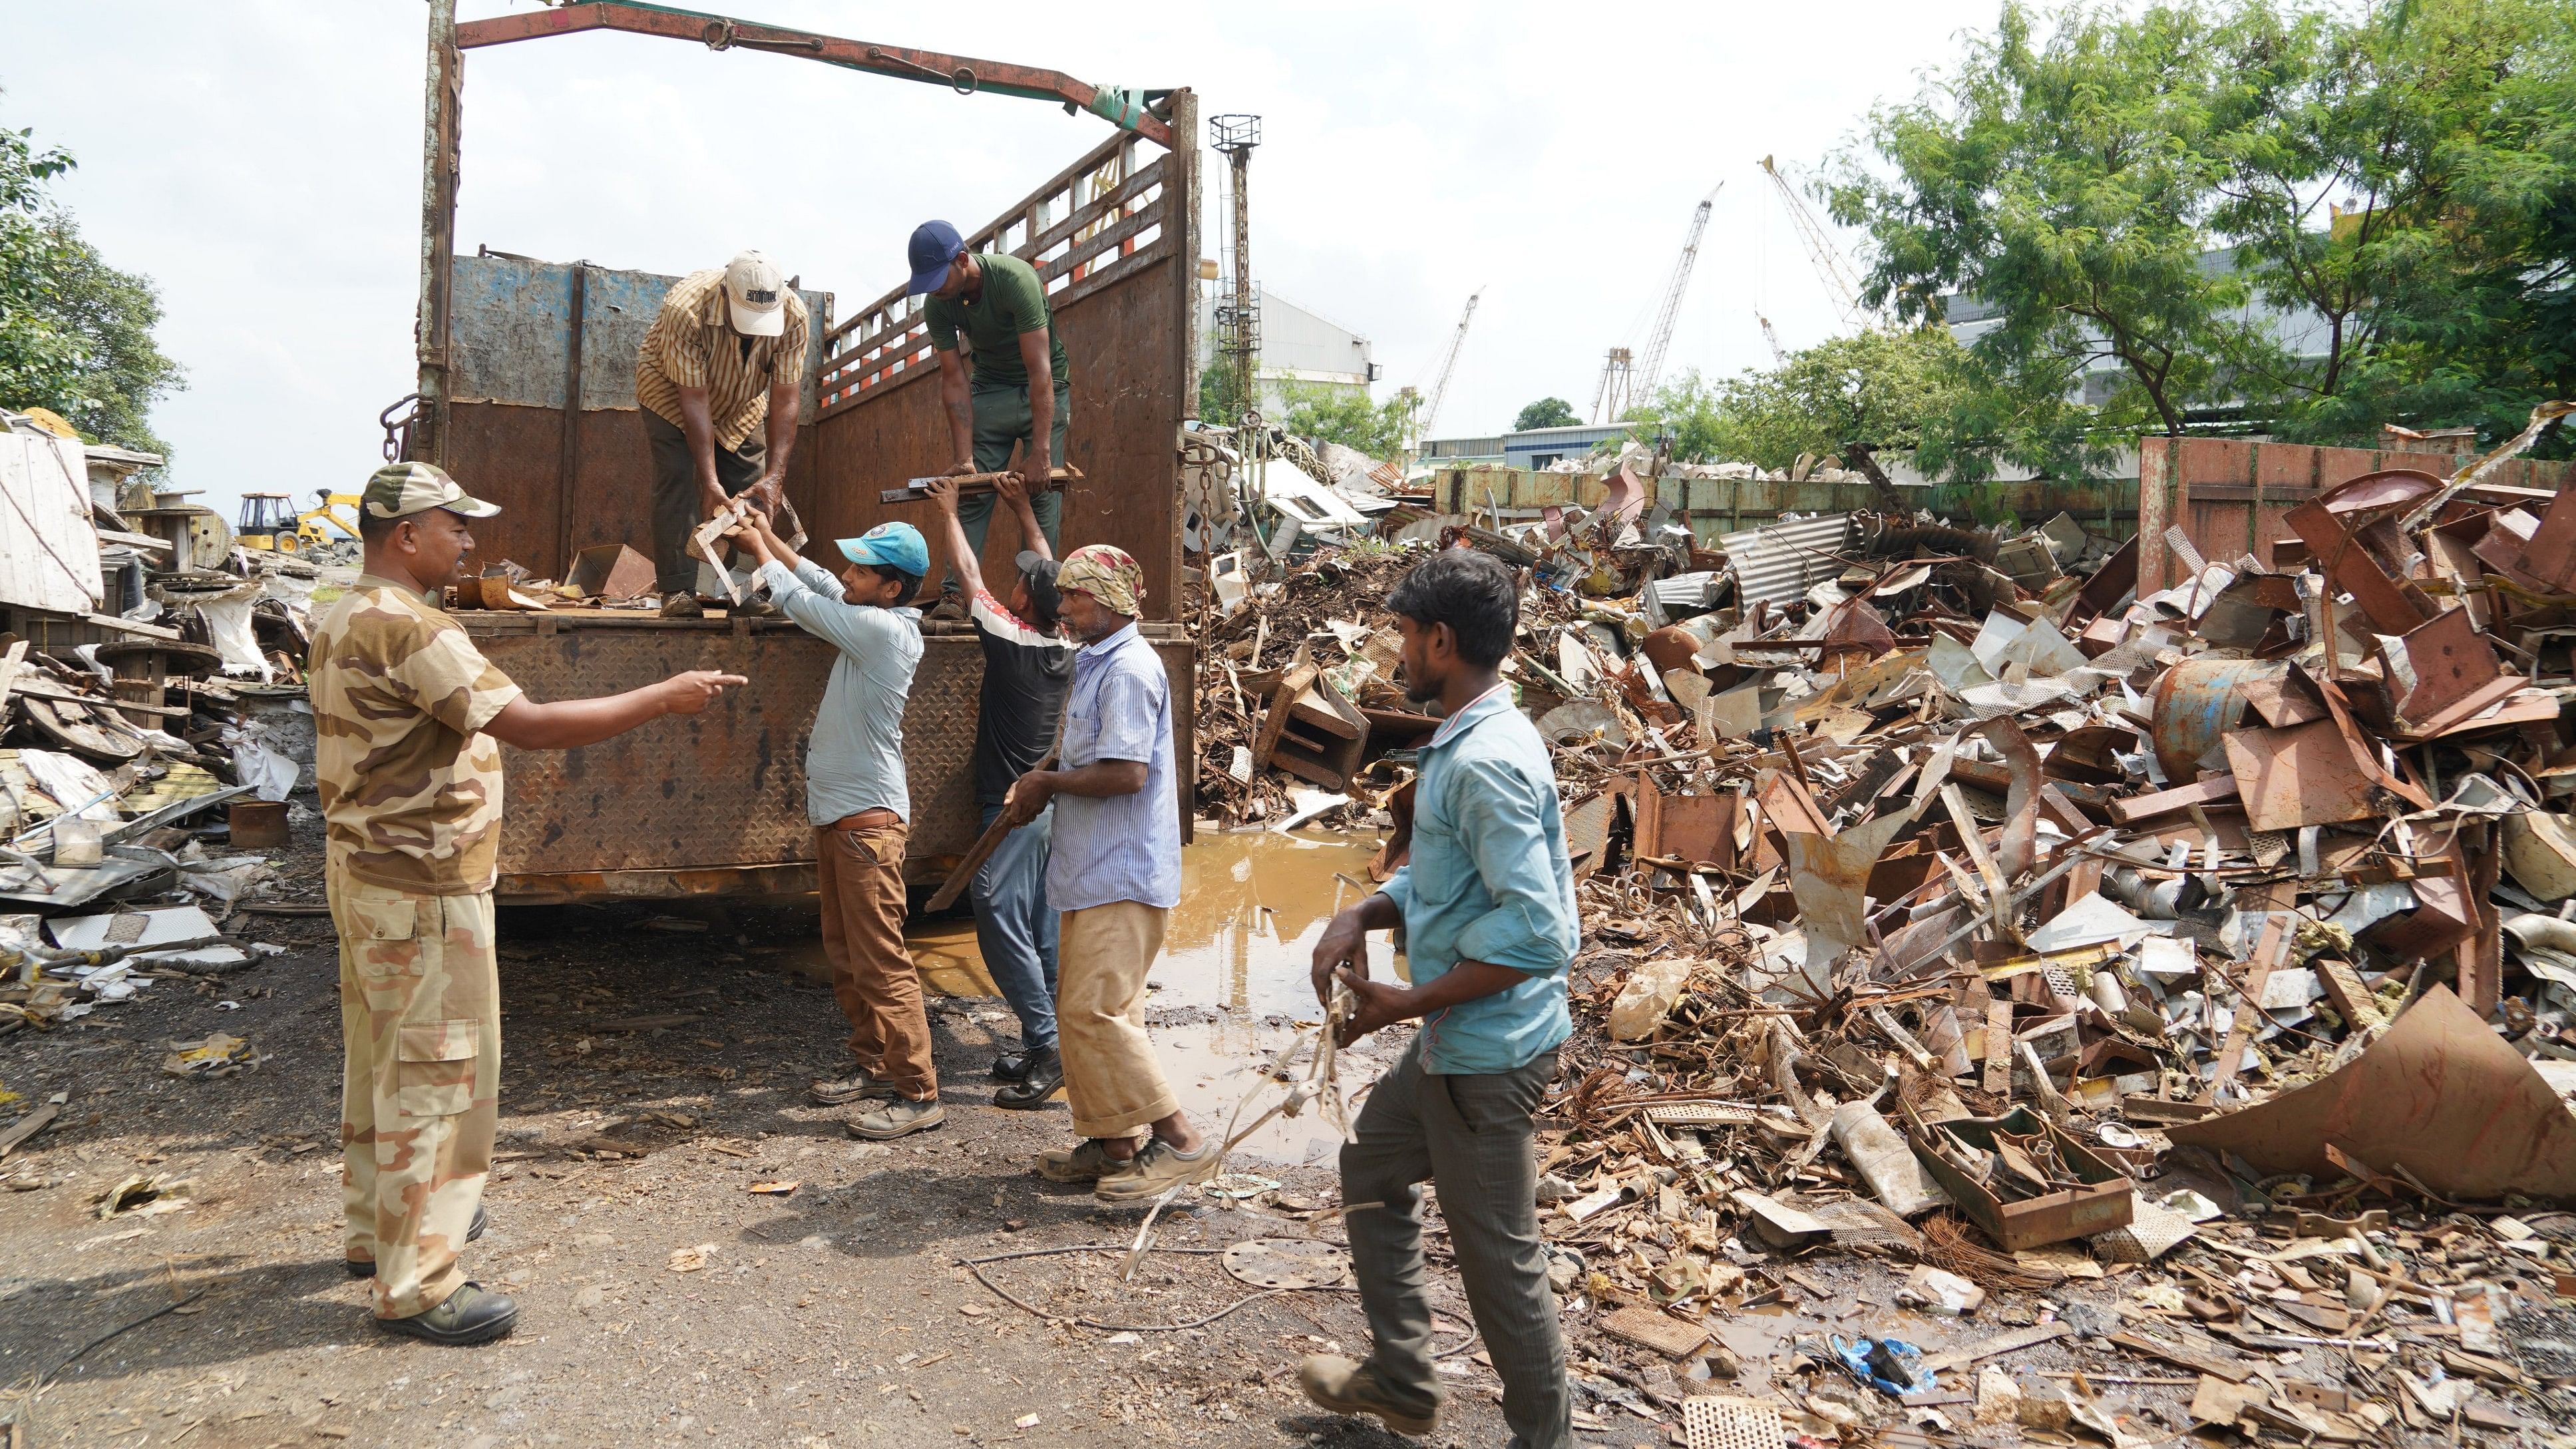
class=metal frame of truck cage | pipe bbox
[403,1,1200,900]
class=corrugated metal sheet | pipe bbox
[0,425,105,615]
[1719,513,1853,606]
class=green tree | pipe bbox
[1827,3,2273,452]
[2205,0,2574,444]
[1654,329,1973,471]
[0,110,181,455]
[1513,396,1579,430]
[1198,361,1250,428]
[1278,383,1409,459]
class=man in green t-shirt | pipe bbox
[908,220,1073,613]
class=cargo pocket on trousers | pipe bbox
[343,895,420,980]
[395,1019,478,1118]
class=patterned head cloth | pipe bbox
[1056,544,1143,617]
[362,461,500,520]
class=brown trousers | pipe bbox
[1057,901,1178,1139]
[815,823,936,1099]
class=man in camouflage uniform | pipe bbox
[312,462,744,1345]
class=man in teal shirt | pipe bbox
[908,220,1073,613]
[1300,548,1577,1449]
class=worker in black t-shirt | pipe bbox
[924,473,1076,1106]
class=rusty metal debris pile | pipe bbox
[1191,410,2576,1442]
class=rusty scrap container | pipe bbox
[2148,656,2284,782]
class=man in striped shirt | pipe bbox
[636,250,811,616]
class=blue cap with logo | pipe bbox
[905,220,965,296]
[836,521,929,578]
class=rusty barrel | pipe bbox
[229,800,290,851]
[2147,657,2286,781]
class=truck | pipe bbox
[392,2,1200,901]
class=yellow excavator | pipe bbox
[238,489,363,554]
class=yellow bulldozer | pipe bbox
[238,489,364,555]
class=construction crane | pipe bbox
[1755,311,1787,364]
[1759,154,1871,333]
[1592,183,1720,423]
[1415,288,1482,440]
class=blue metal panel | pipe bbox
[449,254,830,413]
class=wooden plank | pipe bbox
[0,1096,63,1158]
[83,613,182,641]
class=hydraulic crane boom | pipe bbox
[1634,183,1720,403]
[1759,154,1869,333]
[1417,290,1481,437]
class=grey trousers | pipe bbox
[1342,1039,1568,1449]
[644,408,767,595]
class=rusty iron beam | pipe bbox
[455,2,1174,148]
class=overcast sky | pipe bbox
[8,0,2004,518]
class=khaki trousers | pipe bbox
[816,823,936,1098]
[1057,901,1177,1139]
[332,871,498,1320]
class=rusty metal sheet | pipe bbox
[1636,783,1736,869]
[2167,985,2576,1203]
[2221,720,2381,831]
[2379,605,2521,735]
[468,620,1192,893]
[2283,472,2442,634]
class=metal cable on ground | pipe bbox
[958,1245,1352,1333]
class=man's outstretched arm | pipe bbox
[485,671,745,751]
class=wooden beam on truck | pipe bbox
[879,465,1082,507]
[452,3,1176,148]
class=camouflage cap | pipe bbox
[362,461,500,521]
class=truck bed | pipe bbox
[459,610,1193,902]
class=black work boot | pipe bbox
[347,1203,486,1278]
[994,1046,1063,1110]
[374,1281,518,1346]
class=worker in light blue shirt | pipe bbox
[731,511,946,1143]
[1300,548,1576,1449]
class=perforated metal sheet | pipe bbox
[2090,1197,2198,1263]
[1681,1396,1787,1449]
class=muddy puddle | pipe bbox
[906,827,1399,1166]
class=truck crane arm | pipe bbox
[455,1,1174,147]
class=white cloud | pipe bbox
[6,0,1999,520]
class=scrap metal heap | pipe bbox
[1191,408,2576,1440]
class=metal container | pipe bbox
[230,799,290,850]
[1907,1107,2134,1251]
[2148,656,2285,781]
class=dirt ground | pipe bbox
[1,812,2372,1449]
[0,813,1535,1449]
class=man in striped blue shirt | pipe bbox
[1301,548,1577,1448]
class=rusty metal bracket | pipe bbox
[456,2,1175,148]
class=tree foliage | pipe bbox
[1823,0,2576,462]
[1630,329,1974,471]
[1278,383,1409,459]
[1513,396,1579,431]
[0,108,181,456]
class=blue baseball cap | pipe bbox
[906,220,965,296]
[836,522,929,578]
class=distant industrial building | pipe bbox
[1195,286,1378,415]
[1422,421,1631,471]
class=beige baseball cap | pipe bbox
[723,250,787,337]
[362,461,500,520]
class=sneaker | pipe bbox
[1036,1139,1119,1182]
[810,1069,899,1106]
[1298,1354,1439,1436]
[993,1046,1063,1110]
[1093,1136,1221,1203]
[374,1281,519,1346]
[846,1097,945,1140]
[347,1203,485,1278]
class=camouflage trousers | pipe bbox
[331,871,499,1319]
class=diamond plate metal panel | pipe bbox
[463,617,1191,891]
